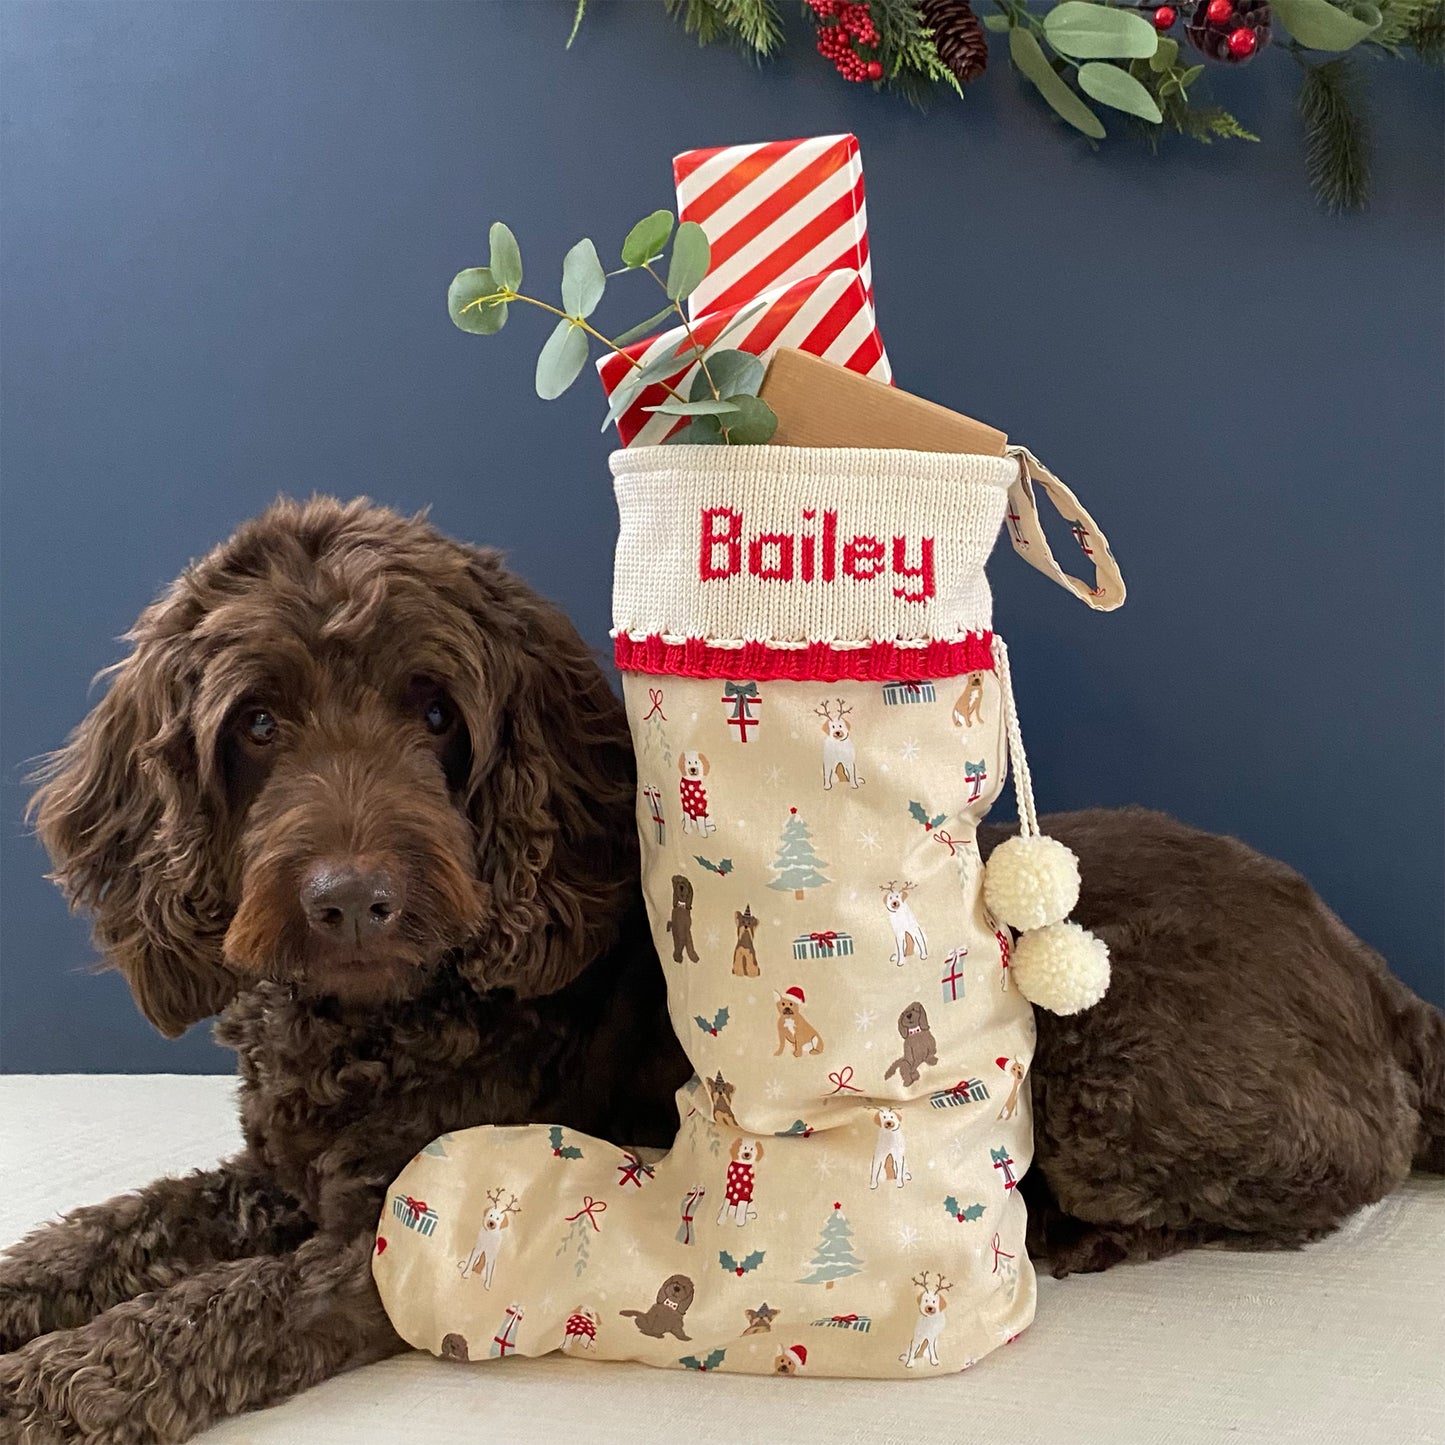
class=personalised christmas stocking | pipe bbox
[374,443,1124,1378]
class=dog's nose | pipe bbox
[300,861,404,941]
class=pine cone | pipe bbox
[1185,0,1272,63]
[917,0,989,85]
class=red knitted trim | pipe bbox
[613,633,995,681]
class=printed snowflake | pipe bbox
[854,1008,879,1032]
[895,1224,923,1254]
[898,738,921,762]
[764,765,785,788]
[764,1079,784,1100]
[812,1152,838,1179]
[704,928,721,948]
[776,1209,789,1225]
[946,1131,975,1168]
[856,829,882,854]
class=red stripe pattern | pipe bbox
[673,134,873,322]
[595,269,888,448]
[614,633,995,682]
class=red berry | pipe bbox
[1153,5,1176,26]
[1227,24,1257,54]
[865,59,883,79]
[1205,0,1233,21]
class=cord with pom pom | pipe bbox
[980,636,1110,1014]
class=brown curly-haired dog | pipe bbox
[0,496,689,1443]
[978,810,1444,1276]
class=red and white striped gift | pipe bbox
[595,268,889,449]
[673,133,873,321]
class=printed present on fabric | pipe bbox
[595,268,887,449]
[391,1193,439,1236]
[672,133,872,322]
[790,929,854,961]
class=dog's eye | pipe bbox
[244,709,278,745]
[423,697,454,736]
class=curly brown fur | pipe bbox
[978,808,1445,1279]
[1,497,689,1443]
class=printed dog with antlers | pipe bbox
[816,698,863,790]
[881,880,928,963]
[901,1271,953,1368]
[459,1187,521,1291]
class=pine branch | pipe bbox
[871,0,965,101]
[1298,57,1372,211]
[1408,0,1445,61]
[663,0,785,54]
[1173,105,1259,143]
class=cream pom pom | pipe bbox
[983,834,1081,931]
[1011,921,1111,1015]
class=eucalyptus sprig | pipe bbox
[447,213,777,445]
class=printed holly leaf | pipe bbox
[719,1249,765,1275]
[944,1195,986,1223]
[908,800,947,830]
[548,1125,583,1160]
[695,855,734,876]
[694,1007,730,1037]
[679,1347,727,1371]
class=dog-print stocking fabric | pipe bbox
[375,444,1125,1379]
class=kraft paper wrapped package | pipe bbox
[374,443,1125,1377]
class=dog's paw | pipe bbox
[0,1328,160,1445]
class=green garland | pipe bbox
[569,0,1442,210]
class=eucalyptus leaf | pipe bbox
[561,238,606,318]
[448,267,509,334]
[644,397,743,417]
[718,394,777,445]
[1150,35,1179,69]
[535,319,589,400]
[705,296,769,349]
[1181,63,1204,85]
[631,343,705,386]
[666,221,712,302]
[622,210,675,268]
[1010,28,1107,138]
[984,12,1012,29]
[1077,62,1164,121]
[489,223,522,292]
[1271,0,1379,49]
[695,347,765,400]
[672,414,727,445]
[1044,1,1159,57]
[612,303,678,347]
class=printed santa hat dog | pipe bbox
[373,134,1125,1379]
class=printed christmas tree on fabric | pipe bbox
[799,1201,863,1289]
[769,807,830,902]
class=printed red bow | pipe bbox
[564,1196,607,1231]
[809,931,839,951]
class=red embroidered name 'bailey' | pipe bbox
[699,506,935,604]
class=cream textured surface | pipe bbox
[2,1074,1442,1443]
[609,446,1013,645]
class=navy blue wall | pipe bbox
[2,2,1440,1071]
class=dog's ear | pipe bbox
[753,1140,764,1162]
[699,753,710,777]
[677,751,685,774]
[729,1137,741,1161]
[28,598,238,1037]
[453,550,637,999]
